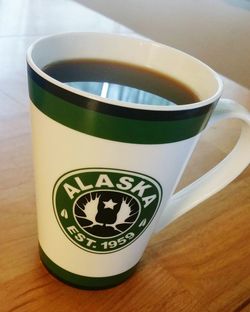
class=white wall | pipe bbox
[76,0,250,88]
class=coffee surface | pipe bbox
[43,59,199,105]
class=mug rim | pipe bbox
[27,32,223,111]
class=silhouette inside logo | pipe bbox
[74,191,140,237]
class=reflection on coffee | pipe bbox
[43,59,200,105]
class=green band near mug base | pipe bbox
[39,246,137,290]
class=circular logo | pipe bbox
[53,168,162,254]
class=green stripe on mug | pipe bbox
[28,76,214,144]
[39,245,137,289]
[27,64,214,122]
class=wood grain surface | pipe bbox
[0,1,249,311]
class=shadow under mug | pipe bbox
[27,32,250,289]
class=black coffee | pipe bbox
[43,59,199,105]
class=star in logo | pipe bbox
[103,199,117,210]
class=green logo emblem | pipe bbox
[53,168,162,253]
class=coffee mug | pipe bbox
[27,32,250,289]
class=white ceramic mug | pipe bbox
[27,32,250,289]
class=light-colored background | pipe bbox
[76,0,250,88]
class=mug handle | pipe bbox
[155,99,250,232]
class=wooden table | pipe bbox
[0,1,249,311]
